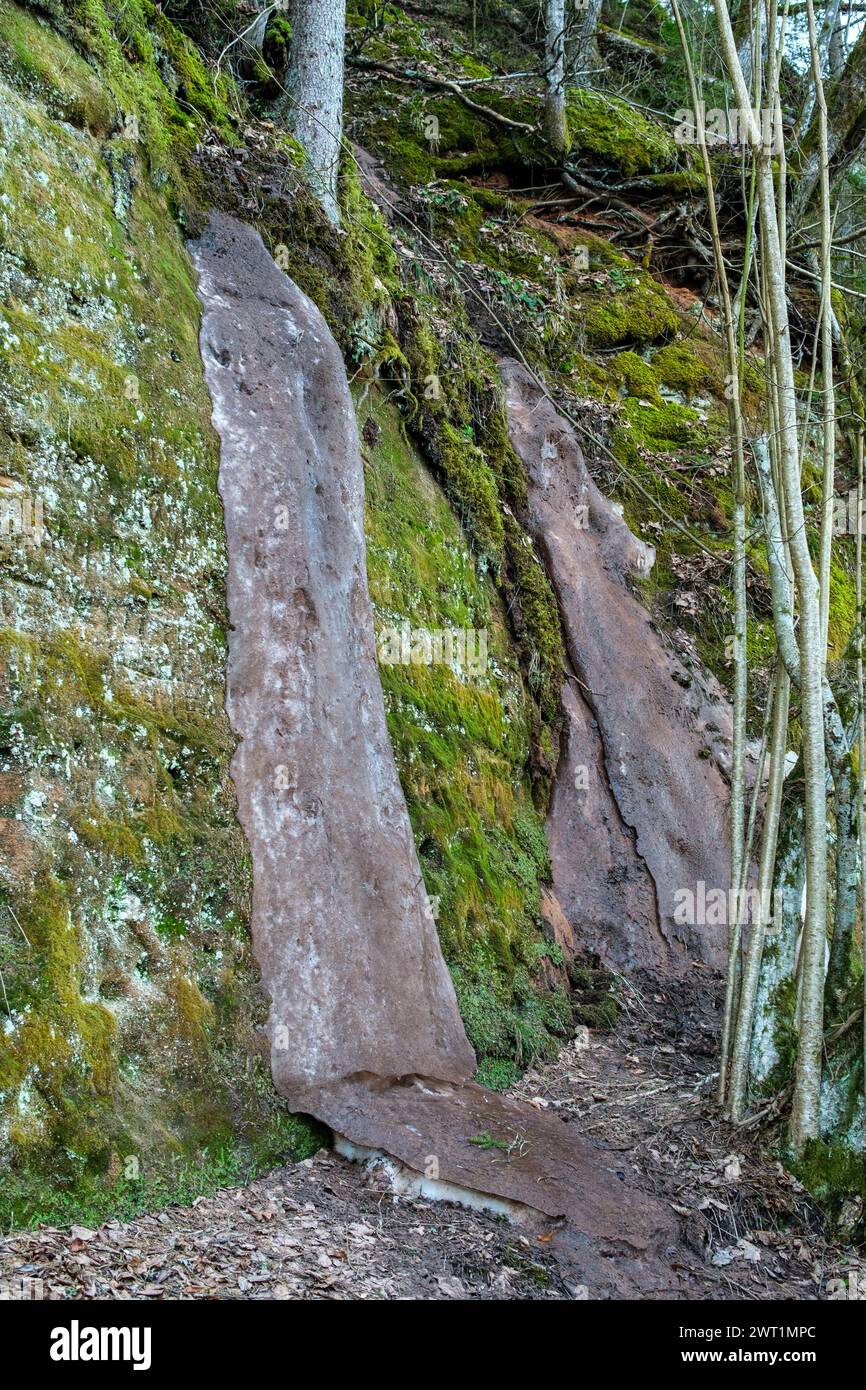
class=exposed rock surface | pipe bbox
[2,987,846,1302]
[192,212,475,1097]
[193,216,689,1296]
[310,1074,679,1298]
[501,360,731,974]
[0,34,285,1195]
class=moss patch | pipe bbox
[0,4,318,1228]
[566,87,680,177]
[362,388,570,1067]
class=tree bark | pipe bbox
[829,3,848,79]
[858,429,866,1100]
[670,0,748,1110]
[794,24,866,222]
[805,0,837,662]
[733,0,758,90]
[749,794,804,1087]
[712,0,829,1154]
[827,767,858,1005]
[282,0,346,226]
[729,662,790,1120]
[573,0,603,82]
[544,0,569,159]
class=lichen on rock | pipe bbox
[0,1,319,1228]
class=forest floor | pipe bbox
[1,973,860,1301]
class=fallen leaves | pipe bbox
[0,1155,569,1302]
[711,1237,762,1267]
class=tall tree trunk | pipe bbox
[857,429,866,1100]
[729,663,791,1119]
[712,0,829,1154]
[733,0,757,90]
[806,0,837,661]
[794,24,866,222]
[574,0,603,82]
[544,0,569,159]
[827,767,858,1006]
[829,4,848,79]
[282,0,346,226]
[749,794,805,1086]
[670,0,749,1109]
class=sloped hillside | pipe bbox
[1,0,863,1242]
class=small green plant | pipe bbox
[467,1129,528,1160]
[468,1130,510,1151]
[474,1057,522,1091]
[608,267,635,290]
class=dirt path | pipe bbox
[511,973,856,1300]
[1,982,856,1301]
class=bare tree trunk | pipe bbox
[827,767,858,1004]
[733,0,759,91]
[750,795,804,1086]
[729,661,791,1119]
[573,0,603,81]
[857,429,866,1101]
[282,0,346,226]
[758,114,827,1165]
[806,0,837,661]
[671,0,749,1110]
[827,426,866,1010]
[712,0,829,1154]
[829,4,848,79]
[544,0,569,159]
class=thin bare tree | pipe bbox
[806,0,838,661]
[712,0,829,1152]
[669,0,749,1107]
[544,0,569,158]
[281,0,346,225]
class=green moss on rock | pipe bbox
[653,340,724,397]
[566,88,680,176]
[611,349,662,403]
[584,270,679,347]
[0,5,319,1230]
[362,388,567,1067]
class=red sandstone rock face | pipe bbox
[311,1074,681,1298]
[192,220,700,1292]
[500,359,730,975]
[192,213,476,1099]
[551,676,665,973]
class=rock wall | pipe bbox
[502,360,731,974]
[191,220,696,1296]
[0,4,572,1226]
[0,3,318,1226]
[192,212,476,1100]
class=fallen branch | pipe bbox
[786,256,866,302]
[560,169,652,226]
[348,57,537,132]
